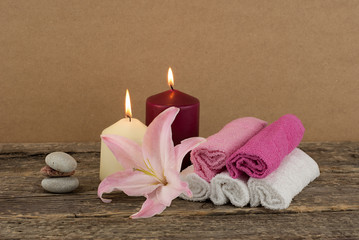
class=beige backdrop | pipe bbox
[1,0,358,143]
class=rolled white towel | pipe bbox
[179,165,210,201]
[210,172,249,207]
[248,148,320,210]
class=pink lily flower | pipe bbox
[98,107,205,218]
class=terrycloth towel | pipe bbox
[210,172,249,207]
[226,114,304,179]
[179,165,210,202]
[191,117,267,182]
[248,148,320,210]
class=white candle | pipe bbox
[99,89,147,180]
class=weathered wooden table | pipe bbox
[0,142,358,239]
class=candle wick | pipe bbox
[170,85,174,90]
[127,115,132,122]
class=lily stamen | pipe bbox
[134,160,167,185]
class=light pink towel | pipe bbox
[191,117,267,182]
[226,114,305,179]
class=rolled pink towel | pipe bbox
[191,117,267,182]
[226,114,305,179]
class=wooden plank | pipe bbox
[0,212,358,240]
[0,143,358,216]
[0,142,100,154]
[0,183,358,219]
[0,142,358,239]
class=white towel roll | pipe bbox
[248,148,320,210]
[210,172,249,207]
[179,165,210,201]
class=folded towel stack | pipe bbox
[248,148,320,209]
[180,114,319,210]
[226,114,305,179]
[191,117,267,182]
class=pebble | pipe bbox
[45,152,77,173]
[41,176,79,193]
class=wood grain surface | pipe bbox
[0,142,358,239]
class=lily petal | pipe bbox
[156,167,192,206]
[142,107,179,178]
[173,137,206,172]
[98,169,160,203]
[101,135,147,170]
[130,192,167,219]
[156,181,191,206]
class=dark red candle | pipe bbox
[146,68,199,169]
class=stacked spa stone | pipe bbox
[40,152,79,193]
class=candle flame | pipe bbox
[168,67,174,89]
[125,89,132,119]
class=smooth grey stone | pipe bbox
[41,177,79,193]
[45,152,77,173]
